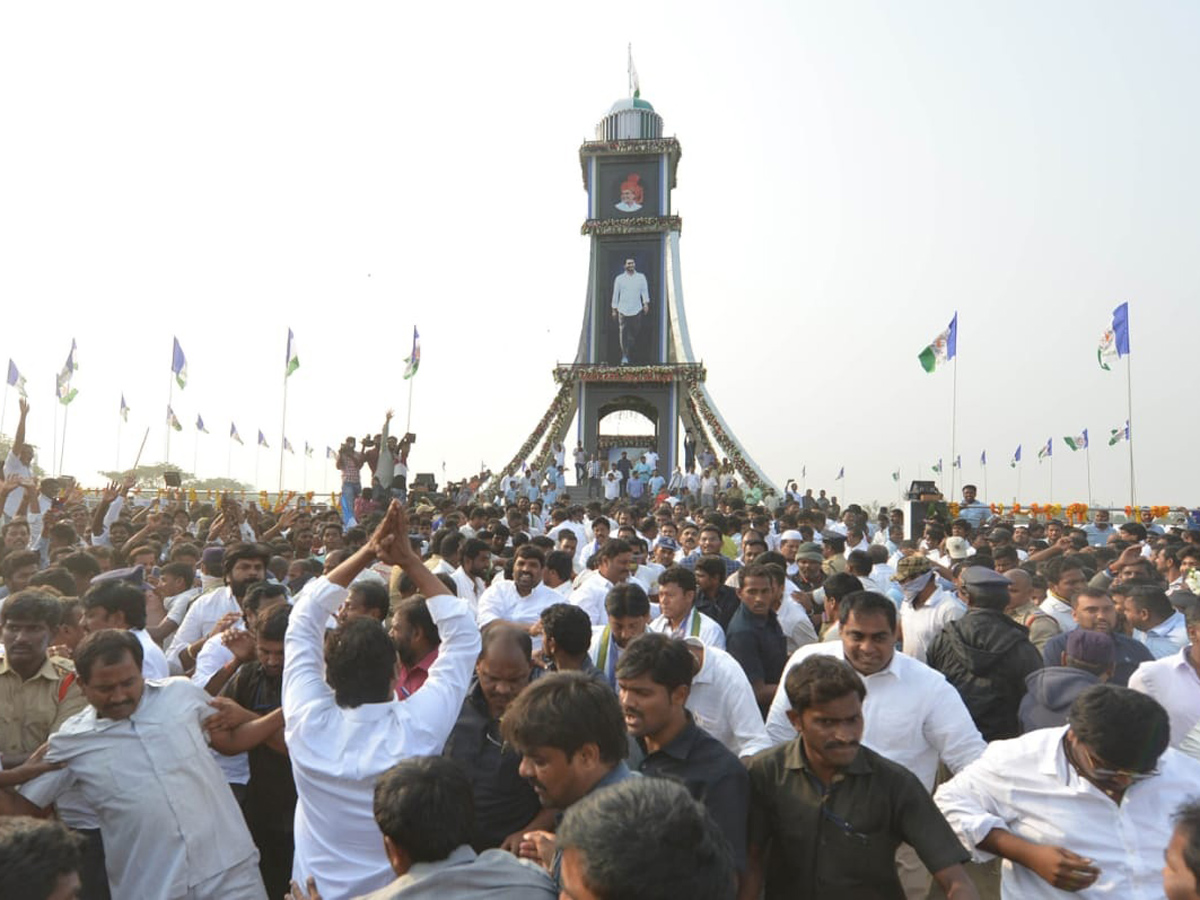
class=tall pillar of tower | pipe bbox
[484,90,777,499]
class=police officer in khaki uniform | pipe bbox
[0,589,86,765]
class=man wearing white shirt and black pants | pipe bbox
[611,257,650,365]
[765,590,986,899]
[285,502,481,899]
[936,684,1200,898]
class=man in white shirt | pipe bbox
[647,566,725,648]
[570,539,637,627]
[765,590,985,898]
[935,685,1200,898]
[2,398,34,521]
[9,629,268,899]
[683,637,772,759]
[611,257,650,365]
[284,502,480,899]
[1128,611,1200,747]
[450,538,491,619]
[81,578,170,680]
[476,545,562,645]
[893,555,967,664]
[166,542,271,673]
[589,582,652,690]
[1123,584,1190,658]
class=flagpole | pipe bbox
[1125,356,1136,509]
[165,377,174,466]
[404,374,415,436]
[59,404,70,477]
[193,430,199,480]
[303,450,308,493]
[982,457,989,503]
[255,444,261,493]
[227,435,232,481]
[950,357,958,502]
[52,397,59,478]
[131,427,150,473]
[278,376,289,494]
[1016,459,1022,506]
[1049,454,1054,505]
[116,416,123,473]
[1085,442,1093,508]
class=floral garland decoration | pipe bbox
[554,364,706,386]
[684,387,765,490]
[580,216,683,237]
[597,434,656,451]
[481,383,575,497]
[579,138,681,157]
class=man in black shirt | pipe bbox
[616,633,749,876]
[740,656,978,900]
[726,563,788,714]
[442,625,553,851]
[694,555,740,630]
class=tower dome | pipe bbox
[595,96,663,141]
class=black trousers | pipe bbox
[74,828,111,900]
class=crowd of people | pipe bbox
[1,401,1200,899]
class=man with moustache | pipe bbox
[4,630,268,899]
[740,656,979,900]
[166,542,271,673]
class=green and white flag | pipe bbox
[1063,430,1088,451]
[918,314,957,373]
[56,340,78,405]
[403,327,420,379]
[1109,421,1130,445]
[166,405,182,432]
[931,458,943,474]
[1037,438,1052,461]
[285,329,300,378]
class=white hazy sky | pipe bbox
[2,1,1197,508]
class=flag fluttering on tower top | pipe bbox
[403,327,421,380]
[286,329,300,378]
[231,423,244,445]
[7,361,27,398]
[918,314,957,373]
[1097,302,1131,370]
[171,338,188,389]
[628,44,640,98]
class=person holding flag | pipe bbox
[3,398,34,520]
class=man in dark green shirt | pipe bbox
[739,655,979,900]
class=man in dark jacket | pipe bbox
[927,567,1043,741]
[1019,629,1114,732]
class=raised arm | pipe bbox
[11,398,30,457]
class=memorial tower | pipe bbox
[484,88,777,497]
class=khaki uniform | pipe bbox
[0,654,87,758]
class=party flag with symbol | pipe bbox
[1063,430,1088,451]
[917,313,957,373]
[1010,445,1021,468]
[7,360,27,398]
[835,467,844,481]
[196,414,208,433]
[980,450,987,466]
[231,423,244,445]
[119,394,130,422]
[1037,438,1052,461]
[953,455,961,469]
[257,430,269,448]
[171,338,188,389]
[166,405,182,432]
[283,437,294,454]
[56,340,78,405]
[285,329,299,378]
[403,327,421,379]
[932,459,943,474]
[1097,302,1131,370]
[1109,421,1131,445]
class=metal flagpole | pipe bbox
[193,430,199,481]
[116,417,122,473]
[1016,459,1022,505]
[52,397,59,478]
[226,436,232,481]
[1049,454,1054,505]
[58,404,70,477]
[278,376,289,494]
[1085,442,1093,508]
[165,377,174,465]
[982,455,989,502]
[130,427,150,472]
[1126,356,1136,509]
[254,444,261,493]
[404,374,415,436]
[950,356,958,501]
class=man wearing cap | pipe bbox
[166,542,271,674]
[1019,630,1115,731]
[820,531,848,576]
[894,555,967,664]
[926,567,1042,741]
